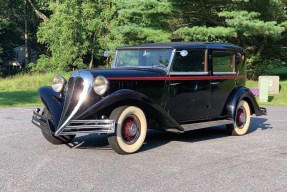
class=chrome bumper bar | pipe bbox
[57,119,115,136]
[32,108,115,136]
[32,108,52,134]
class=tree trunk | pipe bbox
[27,0,49,21]
[24,0,31,68]
[89,34,96,69]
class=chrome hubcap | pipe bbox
[129,124,138,137]
[236,107,246,128]
[121,115,141,144]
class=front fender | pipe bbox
[38,86,64,129]
[75,89,182,131]
[225,86,263,120]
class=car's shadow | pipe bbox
[68,117,271,152]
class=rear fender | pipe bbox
[225,86,263,120]
[38,86,64,128]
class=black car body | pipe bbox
[32,42,266,154]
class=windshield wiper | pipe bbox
[152,64,167,69]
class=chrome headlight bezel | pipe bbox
[51,74,67,93]
[93,75,109,96]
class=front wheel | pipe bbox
[107,106,147,154]
[226,100,251,136]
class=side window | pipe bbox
[212,51,235,73]
[172,49,206,72]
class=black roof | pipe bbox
[117,42,244,52]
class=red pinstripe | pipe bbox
[106,76,243,81]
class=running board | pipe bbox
[181,119,233,132]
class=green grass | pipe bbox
[0,91,42,107]
[0,72,71,92]
[246,65,287,106]
[246,80,287,106]
[0,72,71,107]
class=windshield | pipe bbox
[113,49,173,69]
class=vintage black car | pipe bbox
[32,42,266,154]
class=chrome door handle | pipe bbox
[170,83,180,86]
[211,82,219,85]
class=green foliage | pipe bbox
[36,0,91,71]
[34,0,173,71]
[171,0,287,79]
[247,58,284,80]
[0,0,287,80]
[175,26,237,41]
[219,11,285,38]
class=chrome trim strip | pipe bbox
[166,49,176,73]
[58,119,115,135]
[55,70,94,136]
[59,131,112,135]
[169,72,208,76]
[112,50,118,68]
[70,119,113,123]
[213,72,236,75]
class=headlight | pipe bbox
[52,74,67,93]
[93,75,109,96]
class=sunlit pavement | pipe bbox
[0,106,286,192]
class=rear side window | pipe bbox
[172,49,206,72]
[212,51,235,73]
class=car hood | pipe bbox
[86,68,167,78]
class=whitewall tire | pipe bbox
[227,100,251,136]
[108,106,147,154]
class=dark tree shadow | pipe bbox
[68,116,272,152]
[0,90,40,106]
[268,96,274,102]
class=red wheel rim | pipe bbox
[121,114,141,144]
[236,107,246,128]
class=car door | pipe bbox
[209,49,237,118]
[167,49,210,123]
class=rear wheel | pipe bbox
[41,107,75,144]
[226,100,251,136]
[107,106,147,154]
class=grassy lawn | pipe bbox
[246,65,287,106]
[0,90,43,107]
[0,72,71,107]
[246,80,287,106]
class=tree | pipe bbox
[170,0,287,79]
[34,0,173,71]
[0,0,48,68]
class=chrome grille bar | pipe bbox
[65,119,114,129]
[56,70,94,136]
[56,119,115,135]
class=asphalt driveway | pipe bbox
[0,106,286,192]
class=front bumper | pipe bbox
[32,108,115,136]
